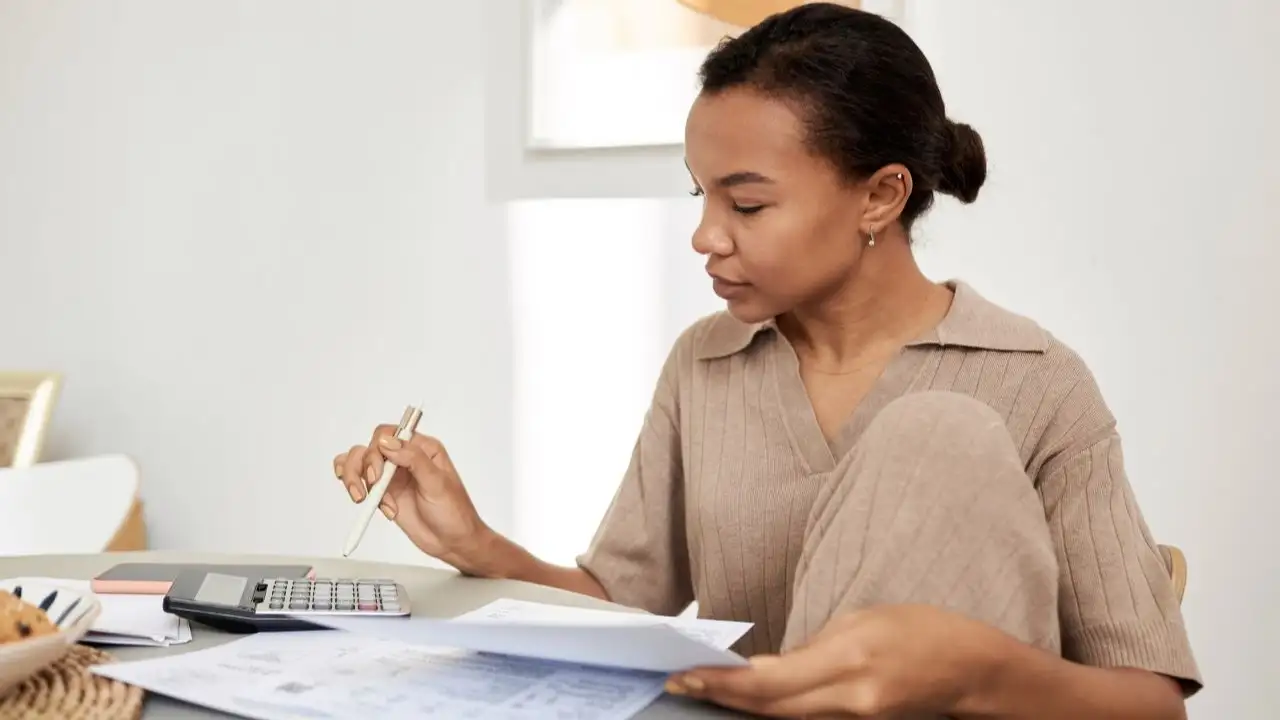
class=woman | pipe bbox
[334,4,1200,718]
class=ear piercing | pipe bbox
[865,175,905,248]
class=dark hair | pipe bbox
[697,3,986,229]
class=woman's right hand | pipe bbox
[333,427,498,576]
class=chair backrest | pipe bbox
[0,454,139,556]
[1157,544,1187,604]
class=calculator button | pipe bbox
[288,601,309,610]
[382,602,400,612]
[357,602,378,611]
[269,602,284,610]
[336,602,354,611]
[312,601,330,610]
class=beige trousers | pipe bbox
[784,391,1061,655]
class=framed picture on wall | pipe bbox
[484,0,908,200]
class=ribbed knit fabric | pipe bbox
[782,391,1061,656]
[577,281,1201,692]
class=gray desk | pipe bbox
[0,551,747,719]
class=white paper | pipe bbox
[93,632,680,720]
[13,577,191,646]
[86,617,192,647]
[458,598,751,649]
[306,599,750,673]
[87,590,181,641]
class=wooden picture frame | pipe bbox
[0,371,62,468]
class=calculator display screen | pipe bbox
[193,573,248,607]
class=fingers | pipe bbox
[363,424,399,492]
[334,445,369,503]
[406,432,456,474]
[668,645,852,716]
[334,427,455,520]
[332,424,398,505]
[685,651,841,697]
[378,433,455,485]
[690,681,853,718]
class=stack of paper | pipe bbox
[92,598,752,720]
[18,577,192,647]
[83,587,192,647]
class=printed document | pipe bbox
[92,599,753,720]
[309,598,751,673]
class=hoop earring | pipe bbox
[867,228,876,248]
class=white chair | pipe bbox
[0,454,140,556]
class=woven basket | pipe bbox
[0,644,143,720]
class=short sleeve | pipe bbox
[1039,431,1203,694]
[575,338,693,617]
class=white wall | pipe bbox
[0,0,512,565]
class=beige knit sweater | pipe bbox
[578,280,1201,690]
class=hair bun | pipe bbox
[937,120,987,204]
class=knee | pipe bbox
[865,391,1013,456]
[852,391,1036,509]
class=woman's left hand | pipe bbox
[665,604,1004,719]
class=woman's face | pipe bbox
[684,87,870,324]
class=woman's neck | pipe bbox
[778,240,953,371]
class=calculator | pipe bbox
[163,568,411,633]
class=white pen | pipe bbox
[342,403,423,557]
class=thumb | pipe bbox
[377,436,449,492]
